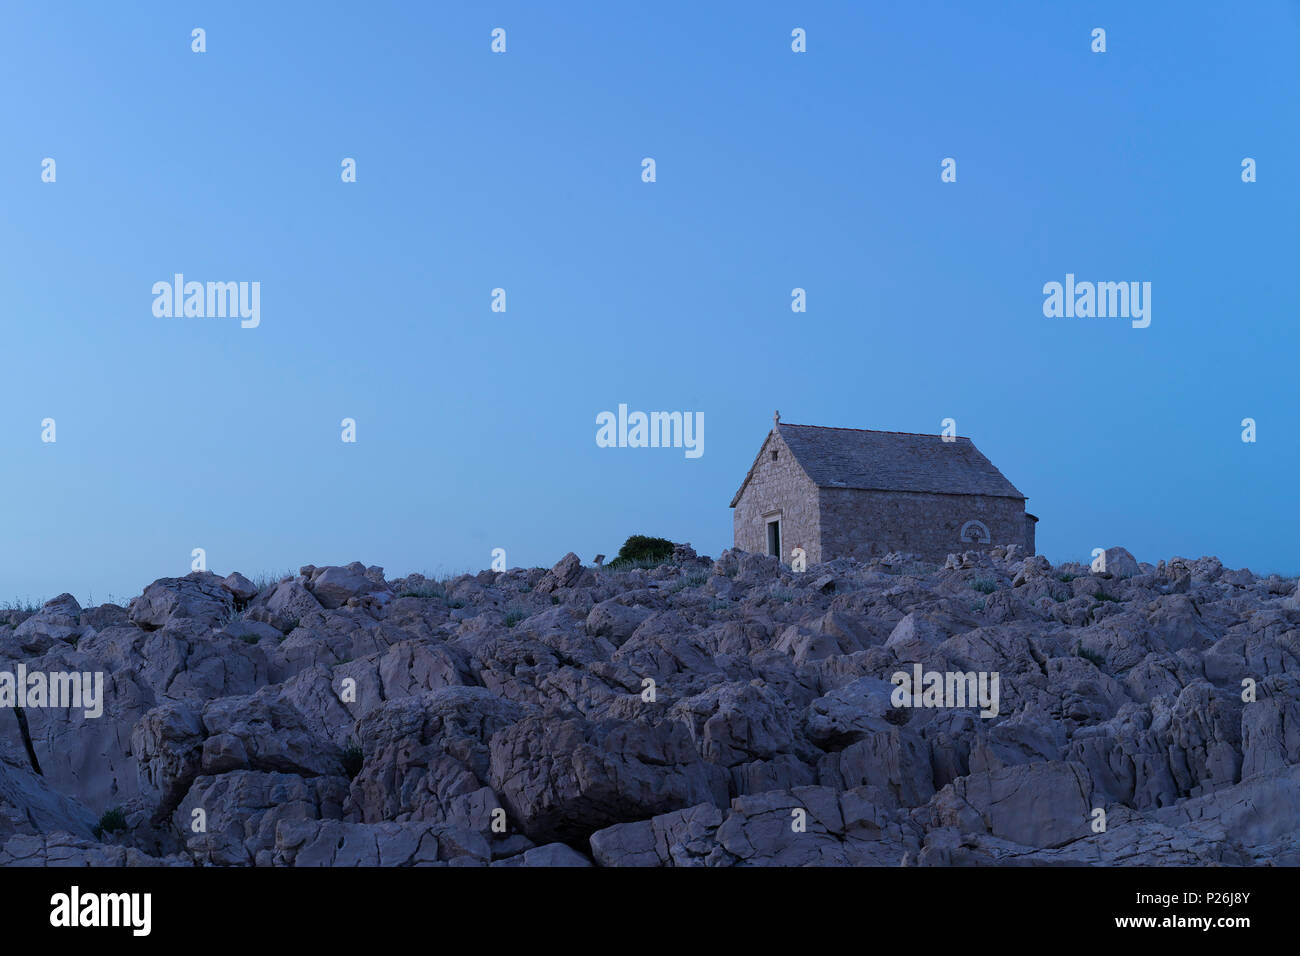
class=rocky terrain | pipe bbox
[1,543,1298,866]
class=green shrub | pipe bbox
[972,578,998,594]
[608,535,675,569]
[342,741,364,780]
[505,608,527,627]
[93,807,127,840]
[1094,592,1121,603]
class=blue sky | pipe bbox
[2,2,1297,604]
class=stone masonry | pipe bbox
[731,415,1036,564]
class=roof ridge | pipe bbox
[779,423,971,441]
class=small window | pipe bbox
[771,450,778,461]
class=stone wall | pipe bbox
[732,430,824,564]
[818,487,1033,563]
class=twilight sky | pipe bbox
[2,1,1296,604]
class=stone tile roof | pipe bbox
[733,423,1026,504]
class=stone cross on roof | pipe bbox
[773,410,780,427]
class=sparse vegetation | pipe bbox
[1,598,42,614]
[505,608,527,627]
[342,741,364,780]
[399,584,446,600]
[93,807,127,840]
[251,570,293,593]
[400,582,466,609]
[604,557,665,573]
[972,578,998,594]
[668,570,709,594]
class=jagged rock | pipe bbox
[274,818,491,866]
[671,543,699,563]
[489,714,729,844]
[303,562,392,610]
[586,600,652,646]
[492,841,592,867]
[13,594,83,652]
[221,572,258,604]
[535,553,594,594]
[926,761,1092,849]
[0,831,192,867]
[4,546,1298,866]
[128,573,234,637]
[0,756,97,842]
[175,771,349,866]
[1096,547,1140,579]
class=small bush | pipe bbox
[400,584,446,601]
[1094,592,1122,603]
[608,535,675,569]
[400,584,468,610]
[342,741,364,780]
[505,608,527,627]
[972,578,998,594]
[93,807,127,840]
[1056,572,1078,583]
[605,557,664,573]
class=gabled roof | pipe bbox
[730,423,1026,506]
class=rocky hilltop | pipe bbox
[1,545,1298,866]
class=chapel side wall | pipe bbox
[818,488,1032,563]
[733,431,823,564]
